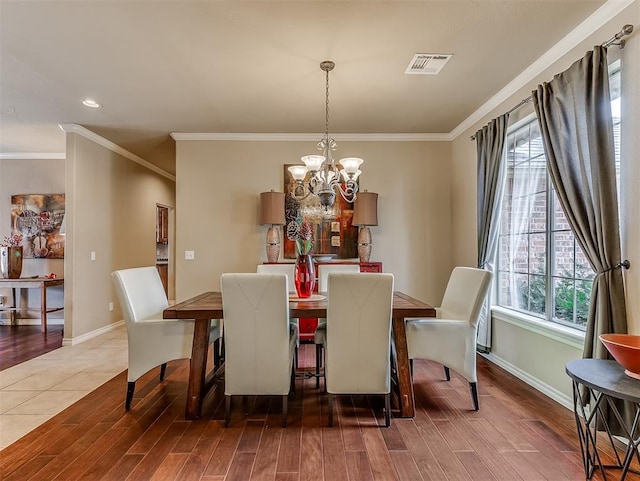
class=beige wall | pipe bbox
[0,158,65,322]
[174,140,453,304]
[450,3,640,403]
[65,133,175,339]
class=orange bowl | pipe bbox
[599,334,640,379]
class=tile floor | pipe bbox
[0,325,128,449]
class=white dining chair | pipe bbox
[324,272,394,427]
[314,263,361,388]
[112,266,221,410]
[257,263,296,292]
[256,263,300,365]
[405,266,491,410]
[221,273,297,427]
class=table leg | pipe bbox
[10,288,17,326]
[41,284,48,334]
[392,315,415,417]
[185,317,211,420]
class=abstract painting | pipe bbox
[10,194,65,259]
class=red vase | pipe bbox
[294,254,316,298]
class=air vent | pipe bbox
[405,53,453,75]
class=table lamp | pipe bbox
[260,190,285,263]
[352,190,378,263]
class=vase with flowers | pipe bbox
[288,219,316,298]
[1,233,24,279]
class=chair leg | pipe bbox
[125,381,136,410]
[315,344,322,389]
[328,393,334,427]
[409,359,414,377]
[213,338,221,370]
[470,382,479,411]
[295,346,299,370]
[290,363,296,394]
[160,363,167,381]
[444,366,451,381]
[225,395,232,427]
[282,395,288,428]
[384,393,391,427]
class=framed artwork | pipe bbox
[10,194,65,259]
[283,165,357,259]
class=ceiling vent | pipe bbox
[405,53,453,75]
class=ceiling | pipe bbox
[0,0,610,176]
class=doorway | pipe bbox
[155,205,170,297]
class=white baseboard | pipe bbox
[62,320,125,346]
[481,352,573,411]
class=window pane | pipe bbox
[553,193,570,230]
[529,233,545,275]
[514,273,529,311]
[575,241,595,281]
[553,277,575,323]
[553,231,574,278]
[501,194,512,235]
[498,271,511,306]
[529,191,546,233]
[575,279,592,327]
[529,274,546,315]
[512,234,528,272]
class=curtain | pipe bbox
[532,46,629,430]
[476,113,510,352]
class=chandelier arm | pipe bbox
[334,180,358,204]
[289,184,313,202]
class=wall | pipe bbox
[0,158,65,323]
[64,132,175,340]
[174,140,453,305]
[449,3,640,405]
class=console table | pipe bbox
[0,277,64,334]
[566,359,640,480]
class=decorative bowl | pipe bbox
[599,334,640,379]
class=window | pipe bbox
[496,63,621,330]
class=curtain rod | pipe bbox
[470,24,634,141]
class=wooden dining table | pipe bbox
[164,290,435,420]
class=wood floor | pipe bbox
[2,343,639,481]
[0,324,64,371]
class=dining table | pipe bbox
[163,290,436,420]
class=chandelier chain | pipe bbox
[325,67,330,139]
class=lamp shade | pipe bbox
[260,191,285,225]
[352,191,378,226]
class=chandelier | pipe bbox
[288,61,363,208]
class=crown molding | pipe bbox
[0,152,65,160]
[450,0,636,140]
[170,132,452,142]
[59,123,175,182]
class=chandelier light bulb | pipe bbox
[288,165,308,181]
[338,157,364,174]
[301,155,325,172]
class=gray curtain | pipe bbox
[533,46,630,434]
[476,113,510,352]
[532,46,627,360]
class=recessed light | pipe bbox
[82,99,101,108]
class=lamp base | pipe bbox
[357,226,372,263]
[266,225,280,263]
